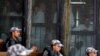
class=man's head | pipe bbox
[86,47,97,56]
[10,27,21,38]
[51,39,63,52]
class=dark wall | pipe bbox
[96,0,100,52]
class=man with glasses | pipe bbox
[42,39,63,56]
[86,47,97,56]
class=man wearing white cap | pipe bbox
[5,27,22,49]
[42,39,63,56]
[86,47,98,56]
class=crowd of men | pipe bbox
[0,27,98,56]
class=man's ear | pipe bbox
[12,32,15,37]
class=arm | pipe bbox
[15,44,33,56]
[18,50,33,55]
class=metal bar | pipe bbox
[70,2,86,4]
[95,0,99,50]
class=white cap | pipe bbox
[86,47,98,53]
[51,39,63,47]
[10,27,21,32]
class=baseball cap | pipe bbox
[86,47,98,53]
[51,39,64,47]
[10,27,21,32]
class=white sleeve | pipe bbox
[19,50,33,55]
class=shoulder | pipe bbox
[44,46,51,50]
[43,50,49,56]
[42,46,51,56]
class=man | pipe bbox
[6,27,22,49]
[86,47,97,56]
[7,44,37,56]
[42,39,63,56]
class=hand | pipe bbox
[31,46,38,52]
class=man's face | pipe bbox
[88,52,97,56]
[53,44,61,52]
[13,31,20,37]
